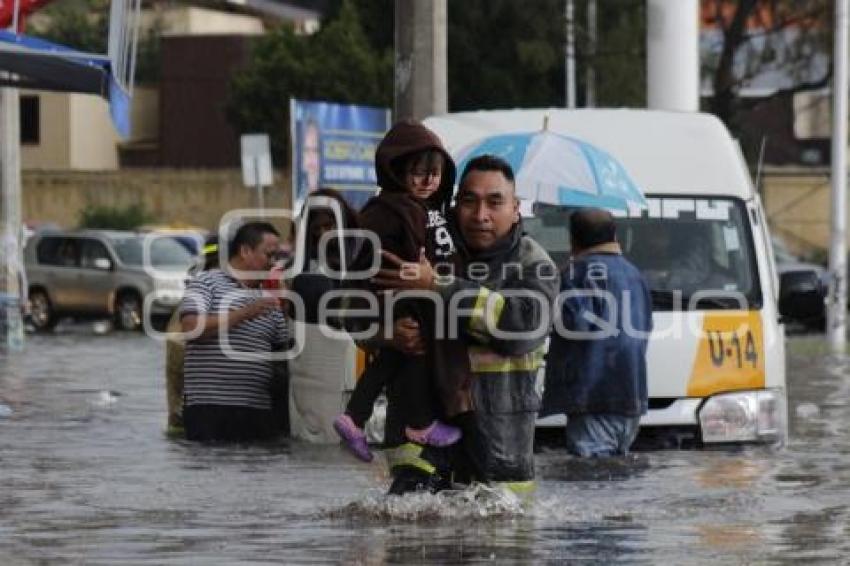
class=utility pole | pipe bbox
[646,0,699,112]
[585,0,597,108]
[828,0,849,352]
[393,0,447,121]
[1,0,25,354]
[0,74,24,353]
[565,0,576,108]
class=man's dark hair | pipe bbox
[570,208,617,250]
[458,154,515,190]
[229,221,279,259]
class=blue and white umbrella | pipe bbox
[454,129,647,211]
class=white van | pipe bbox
[424,108,821,447]
[288,109,819,447]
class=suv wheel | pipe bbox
[29,289,57,331]
[115,292,142,331]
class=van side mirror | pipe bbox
[778,270,824,322]
[93,258,113,271]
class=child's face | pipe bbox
[405,155,443,200]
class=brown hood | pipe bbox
[374,119,456,211]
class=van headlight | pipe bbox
[698,389,785,444]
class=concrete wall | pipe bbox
[174,7,265,36]
[21,91,70,170]
[69,95,121,170]
[23,169,292,232]
[21,92,121,171]
[21,166,831,259]
[142,6,265,37]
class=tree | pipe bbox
[226,0,392,164]
[447,0,566,110]
[322,0,394,54]
[230,0,833,165]
[327,0,648,110]
[575,0,646,108]
[29,0,161,84]
[703,0,831,135]
[29,0,109,53]
[228,0,651,149]
[321,0,573,110]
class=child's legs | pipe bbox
[397,354,438,430]
[345,349,398,428]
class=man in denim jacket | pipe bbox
[541,208,652,457]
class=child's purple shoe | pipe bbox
[333,414,373,462]
[405,420,462,447]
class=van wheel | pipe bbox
[28,289,56,331]
[115,291,142,331]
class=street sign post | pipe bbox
[240,133,273,210]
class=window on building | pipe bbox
[20,95,39,145]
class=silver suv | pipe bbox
[24,230,195,331]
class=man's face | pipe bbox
[242,232,280,273]
[302,124,320,193]
[456,169,519,251]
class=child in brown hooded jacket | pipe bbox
[333,120,461,462]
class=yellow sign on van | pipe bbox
[687,311,765,397]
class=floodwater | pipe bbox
[1,327,849,564]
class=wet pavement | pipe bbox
[1,327,849,564]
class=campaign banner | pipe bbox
[290,99,391,212]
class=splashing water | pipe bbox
[796,403,820,419]
[91,390,120,407]
[328,483,528,522]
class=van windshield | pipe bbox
[524,197,761,310]
[111,236,194,270]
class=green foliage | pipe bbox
[30,0,109,53]
[78,203,155,230]
[585,0,646,108]
[231,0,829,163]
[226,0,392,165]
[320,0,647,110]
[448,0,566,110]
[29,0,160,84]
[134,22,163,85]
[227,0,648,152]
[323,0,394,54]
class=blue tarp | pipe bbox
[0,30,131,138]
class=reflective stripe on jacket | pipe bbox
[436,228,559,481]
